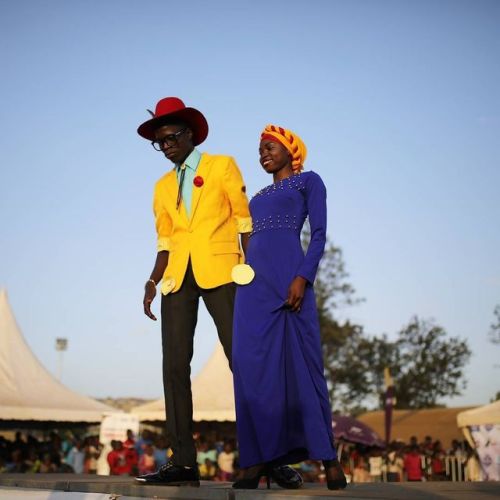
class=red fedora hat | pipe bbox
[137,97,209,145]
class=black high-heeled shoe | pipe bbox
[232,464,271,489]
[323,459,347,490]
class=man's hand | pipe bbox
[286,276,307,312]
[143,281,157,320]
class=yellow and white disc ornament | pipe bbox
[231,264,255,285]
[161,276,176,295]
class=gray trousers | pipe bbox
[161,260,235,466]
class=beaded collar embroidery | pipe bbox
[252,172,305,199]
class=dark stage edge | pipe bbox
[0,474,499,499]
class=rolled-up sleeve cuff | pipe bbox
[157,237,171,252]
[236,216,253,233]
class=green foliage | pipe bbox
[389,317,472,409]
[308,233,369,413]
[309,231,472,413]
[488,304,500,345]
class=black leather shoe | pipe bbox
[135,462,200,486]
[269,465,303,489]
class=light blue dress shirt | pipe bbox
[176,148,201,217]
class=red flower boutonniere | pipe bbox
[193,176,204,187]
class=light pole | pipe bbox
[55,338,68,381]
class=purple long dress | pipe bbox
[233,171,337,468]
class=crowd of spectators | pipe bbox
[340,436,481,483]
[0,430,481,483]
[105,430,239,480]
[0,431,101,474]
[106,430,170,476]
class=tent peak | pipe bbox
[0,288,116,422]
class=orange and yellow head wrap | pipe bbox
[260,124,307,173]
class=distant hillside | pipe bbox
[97,397,154,412]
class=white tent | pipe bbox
[131,342,235,422]
[457,400,500,428]
[457,401,500,481]
[0,289,115,423]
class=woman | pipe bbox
[232,125,346,490]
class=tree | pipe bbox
[309,232,471,412]
[308,234,369,413]
[380,317,471,409]
[322,321,372,413]
[488,304,500,345]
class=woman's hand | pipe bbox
[143,280,157,320]
[286,276,307,311]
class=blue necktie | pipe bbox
[176,164,186,211]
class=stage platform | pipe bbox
[0,474,499,499]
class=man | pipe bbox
[66,438,85,474]
[135,97,303,488]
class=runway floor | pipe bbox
[0,474,499,499]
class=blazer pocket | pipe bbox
[211,241,240,255]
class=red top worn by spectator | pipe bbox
[404,447,423,481]
[107,441,131,476]
[123,429,136,451]
[431,441,446,476]
[124,440,138,474]
[432,456,444,475]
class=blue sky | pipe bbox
[1,0,499,408]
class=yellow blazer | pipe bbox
[153,153,252,295]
